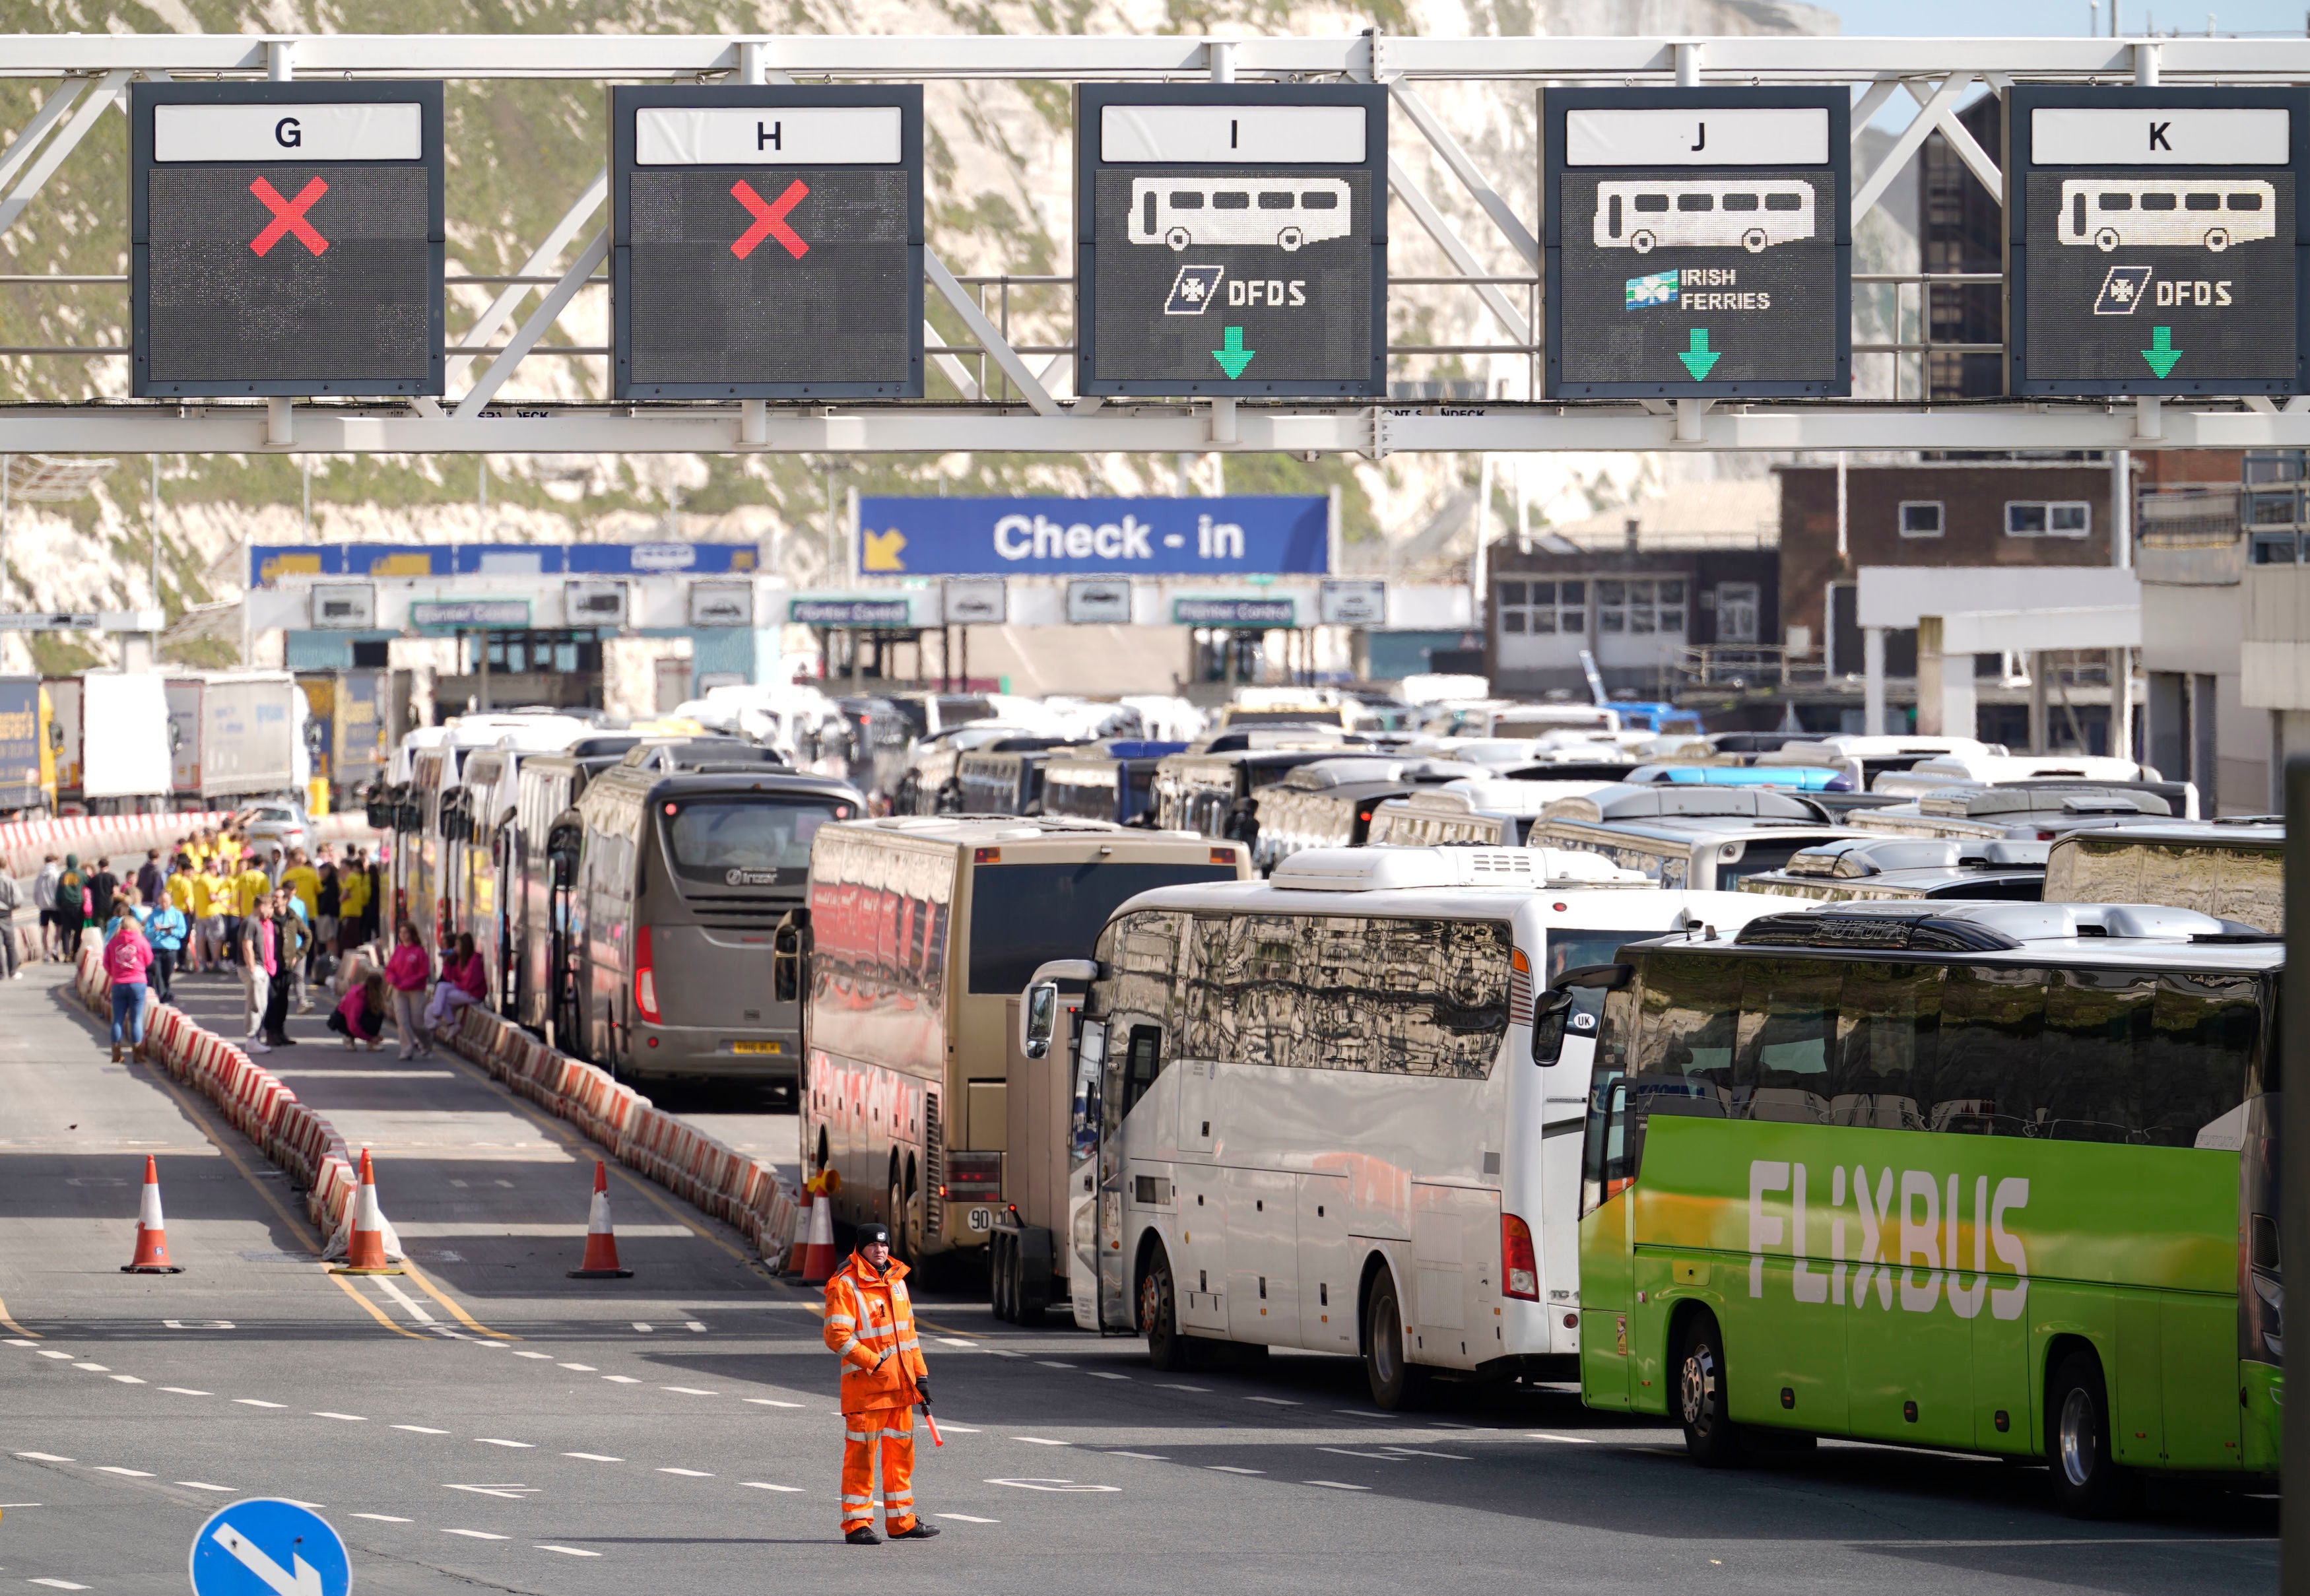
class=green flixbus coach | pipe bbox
[1568,899,2280,1517]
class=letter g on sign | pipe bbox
[275,116,302,149]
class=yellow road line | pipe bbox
[327,1273,426,1339]
[398,1261,517,1341]
[0,1294,42,1339]
[915,1317,983,1339]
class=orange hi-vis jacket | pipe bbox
[824,1253,927,1414]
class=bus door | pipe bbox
[546,815,583,1053]
[1067,1016,1107,1331]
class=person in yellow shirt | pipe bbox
[236,855,272,919]
[338,860,370,945]
[196,857,232,971]
[179,863,213,973]
[281,850,321,920]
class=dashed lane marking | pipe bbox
[312,1413,368,1422]
[1034,1361,1074,1369]
[1317,1448,1399,1461]
[1305,1480,1371,1490]
[539,1545,601,1558]
[233,1400,284,1409]
[442,1529,510,1541]
[684,1321,707,1332]
[556,1363,596,1372]
[1012,1438,1069,1447]
[14,1453,72,1463]
[1087,1372,1131,1381]
[744,1398,803,1409]
[393,1426,449,1436]
[603,1375,641,1384]
[657,1468,713,1477]
[28,1578,88,1589]
[1245,1397,1300,1407]
[33,1350,71,1360]
[108,1376,145,1385]
[1207,1466,1263,1475]
[1384,1448,1470,1460]
[160,1387,211,1397]
[94,1467,154,1477]
[68,1364,107,1372]
[934,1338,977,1348]
[352,1513,412,1523]
[475,1439,535,1449]
[176,1482,234,1492]
[632,1322,653,1333]
[511,1350,554,1361]
[661,1386,717,1396]
[936,1513,999,1523]
[1106,1451,1167,1461]
[562,1453,621,1463]
[742,1482,801,1492]
[370,1277,438,1327]
[1527,1433,1599,1444]
[936,1425,981,1434]
[1157,1383,1208,1393]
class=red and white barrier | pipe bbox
[4,810,382,880]
[74,941,804,1270]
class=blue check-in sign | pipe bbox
[190,1499,350,1596]
[855,495,1329,578]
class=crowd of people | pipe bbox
[11,818,482,1064]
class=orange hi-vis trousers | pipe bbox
[841,1404,917,1534]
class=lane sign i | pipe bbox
[1544,86,1851,398]
[189,1499,350,1596]
[2005,83,2310,396]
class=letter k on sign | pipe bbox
[249,176,329,257]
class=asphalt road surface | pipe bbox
[0,958,2278,1593]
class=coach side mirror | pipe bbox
[772,910,810,1005]
[1023,982,1058,1059]
[1532,962,1630,1066]
[1531,988,1576,1067]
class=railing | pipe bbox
[1674,645,1830,691]
[2136,485,2245,585]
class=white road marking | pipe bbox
[15,1453,72,1463]
[176,1482,234,1492]
[1526,1432,1598,1444]
[1034,1360,1074,1369]
[475,1439,535,1449]
[1157,1383,1209,1393]
[661,1386,716,1395]
[312,1413,367,1422]
[108,1376,145,1385]
[987,1349,1024,1358]
[684,1321,707,1332]
[603,1375,641,1383]
[511,1350,554,1361]
[3,1339,35,1347]
[352,1513,412,1522]
[562,1453,621,1463]
[1384,1448,1470,1460]
[935,1513,999,1523]
[934,1337,975,1348]
[537,1545,601,1557]
[1335,1409,1400,1420]
[742,1482,802,1492]
[631,1322,653,1333]
[1012,1437,1069,1446]
[280,1500,327,1510]
[556,1363,596,1372]
[442,1529,510,1540]
[160,1387,211,1397]
[1106,1451,1168,1460]
[33,1351,72,1360]
[69,1363,107,1372]
[446,1484,539,1500]
[1207,1466,1263,1475]
[657,1468,713,1477]
[1317,1448,1398,1461]
[94,1467,154,1477]
[371,1277,438,1325]
[1245,1397,1300,1407]
[28,1578,88,1589]
[985,1478,1120,1492]
[936,1425,981,1434]
[1088,1372,1131,1381]
[744,1398,803,1409]
[162,1319,234,1331]
[1305,1479,1371,1490]
[393,1426,449,1435]
[233,1399,284,1409]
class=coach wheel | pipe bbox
[2206,227,2231,252]
[2047,1348,2135,1518]
[1164,225,1192,251]
[1140,1244,1191,1371]
[1278,226,1304,251]
[1362,1270,1429,1411]
[2094,226,2121,252]
[1630,230,1657,254]
[886,1168,911,1264]
[1740,226,1767,253]
[1676,1310,1743,1468]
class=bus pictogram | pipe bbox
[1592,180,1814,254]
[2057,178,2278,252]
[1128,177,1352,251]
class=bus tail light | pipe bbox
[1502,1213,1540,1301]
[634,925,661,1023]
[941,1150,1002,1202]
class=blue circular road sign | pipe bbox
[189,1498,350,1596]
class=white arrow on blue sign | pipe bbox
[189,1500,350,1596]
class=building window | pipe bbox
[1898,501,1945,538]
[1592,578,1686,637]
[1496,580,1588,637]
[2005,501,2091,538]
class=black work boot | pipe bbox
[846,1527,882,1546]
[890,1523,941,1540]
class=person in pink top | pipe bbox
[424,931,490,1043]
[329,972,389,1051]
[102,907,154,1064]
[383,921,432,1061]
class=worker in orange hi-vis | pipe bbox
[824,1222,940,1545]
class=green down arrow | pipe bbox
[1212,326,1256,380]
[2141,325,2183,379]
[1678,327,1721,381]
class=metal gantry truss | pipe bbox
[1,32,2309,454]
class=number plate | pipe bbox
[965,1207,993,1231]
[731,1041,784,1055]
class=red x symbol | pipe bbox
[730,178,808,261]
[249,176,329,257]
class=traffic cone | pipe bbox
[568,1160,633,1279]
[331,1148,401,1275]
[795,1180,838,1285]
[121,1155,183,1275]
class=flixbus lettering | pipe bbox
[1746,1158,2028,1319]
